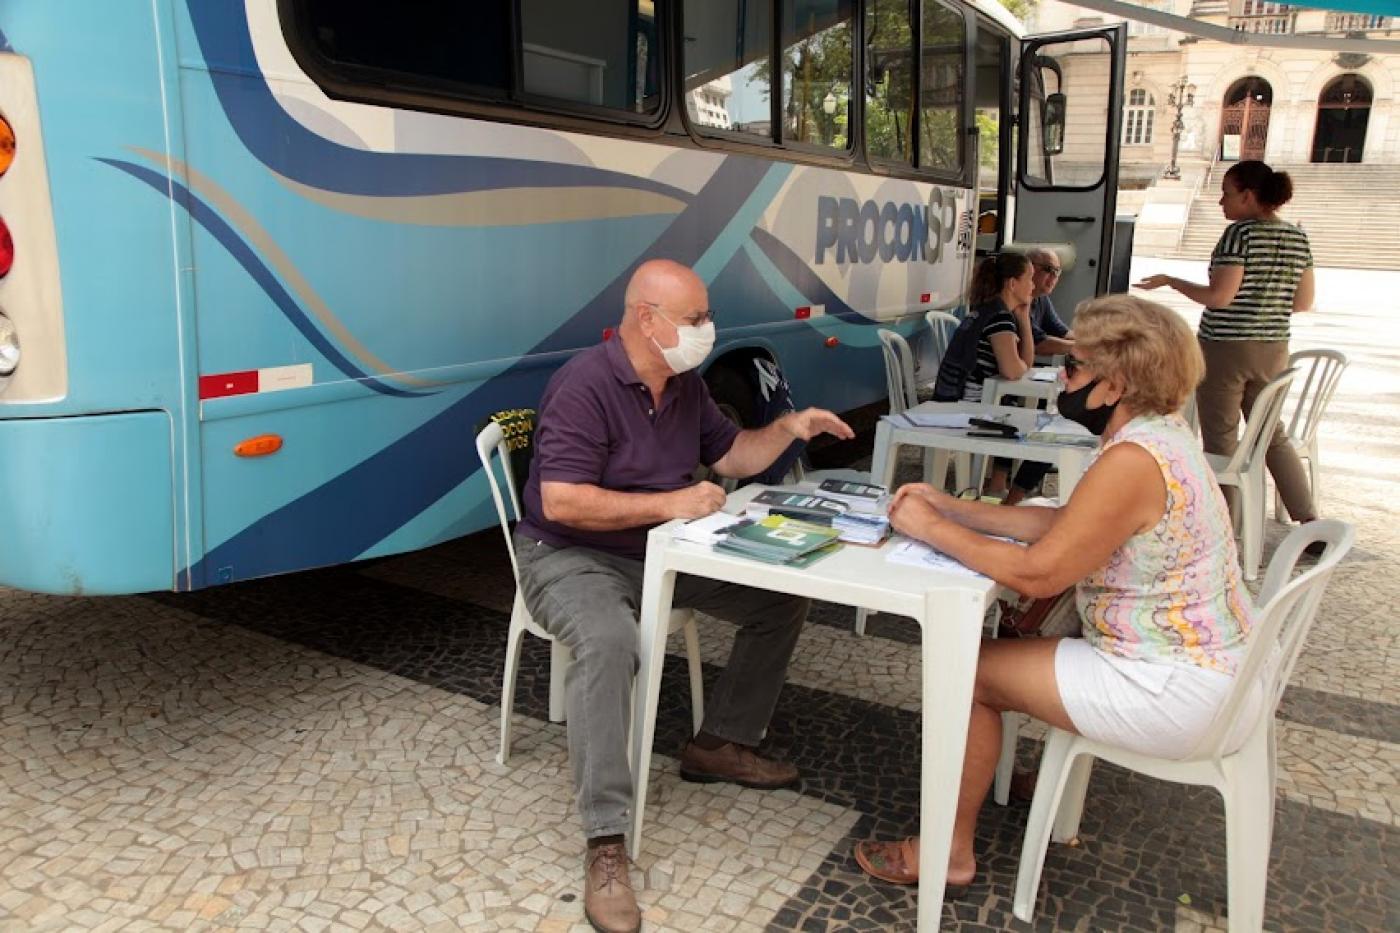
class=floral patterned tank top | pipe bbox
[1077,413,1255,674]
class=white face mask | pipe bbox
[652,318,715,374]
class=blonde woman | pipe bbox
[855,296,1260,893]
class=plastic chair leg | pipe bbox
[498,605,529,766]
[994,711,1024,806]
[1222,741,1273,933]
[1051,753,1094,843]
[548,639,570,723]
[680,615,705,735]
[1241,473,1261,581]
[1012,729,1079,924]
[854,608,869,636]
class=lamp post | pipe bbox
[1163,76,1196,180]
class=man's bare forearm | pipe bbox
[540,481,677,530]
[713,417,794,478]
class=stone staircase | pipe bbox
[1169,163,1400,270]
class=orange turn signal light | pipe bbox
[234,434,283,457]
[0,116,14,177]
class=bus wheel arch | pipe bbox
[703,349,775,429]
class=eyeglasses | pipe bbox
[1063,354,1088,377]
[637,300,714,327]
[1036,263,1062,276]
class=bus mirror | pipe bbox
[1042,93,1066,156]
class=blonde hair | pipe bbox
[1072,295,1203,415]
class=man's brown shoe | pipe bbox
[678,740,800,789]
[583,842,641,933]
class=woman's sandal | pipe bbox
[853,837,973,899]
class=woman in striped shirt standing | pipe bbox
[1136,160,1318,525]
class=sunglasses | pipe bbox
[1063,355,1088,377]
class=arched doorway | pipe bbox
[1219,77,1272,161]
[1312,74,1372,163]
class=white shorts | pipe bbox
[1054,638,1262,759]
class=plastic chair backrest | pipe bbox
[1284,349,1347,449]
[1191,519,1354,758]
[877,329,919,414]
[1177,393,1199,437]
[1220,368,1294,476]
[476,420,525,584]
[924,310,960,363]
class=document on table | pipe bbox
[882,412,974,430]
[674,511,748,546]
[885,536,987,578]
[1028,368,1060,383]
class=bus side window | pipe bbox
[288,0,661,119]
[863,0,967,174]
[520,0,661,114]
[864,1,915,164]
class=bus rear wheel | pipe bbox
[704,362,757,429]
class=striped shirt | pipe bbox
[1199,219,1312,342]
[933,299,1018,402]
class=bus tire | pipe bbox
[705,362,758,429]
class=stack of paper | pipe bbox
[715,515,842,567]
[744,490,889,545]
[816,478,889,515]
[1027,414,1097,448]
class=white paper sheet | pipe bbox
[884,537,987,578]
[673,511,747,546]
[882,412,974,429]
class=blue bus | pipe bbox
[0,1,1124,593]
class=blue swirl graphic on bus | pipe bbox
[100,158,428,399]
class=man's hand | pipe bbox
[1135,274,1171,290]
[889,490,946,540]
[780,408,856,442]
[667,481,727,519]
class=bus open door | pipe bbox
[1011,23,1127,318]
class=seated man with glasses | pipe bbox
[1027,247,1075,358]
[512,258,854,933]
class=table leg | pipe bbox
[871,420,897,488]
[916,587,985,931]
[1056,449,1090,501]
[628,536,678,861]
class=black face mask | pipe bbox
[1057,378,1118,436]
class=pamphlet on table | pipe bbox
[714,515,843,567]
[744,489,889,545]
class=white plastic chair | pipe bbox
[476,420,706,765]
[1013,519,1353,932]
[877,328,920,414]
[1205,369,1295,581]
[1275,349,1347,520]
[924,310,961,368]
[1179,392,1201,439]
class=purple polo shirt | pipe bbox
[516,337,741,559]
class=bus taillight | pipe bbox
[0,216,12,277]
[0,115,13,176]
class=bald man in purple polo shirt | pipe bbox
[513,259,852,932]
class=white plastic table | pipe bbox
[870,401,1095,501]
[627,487,998,931]
[982,367,1061,407]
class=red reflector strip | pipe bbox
[199,370,259,400]
[794,307,811,319]
[920,292,931,303]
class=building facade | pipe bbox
[1031,1,1400,177]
